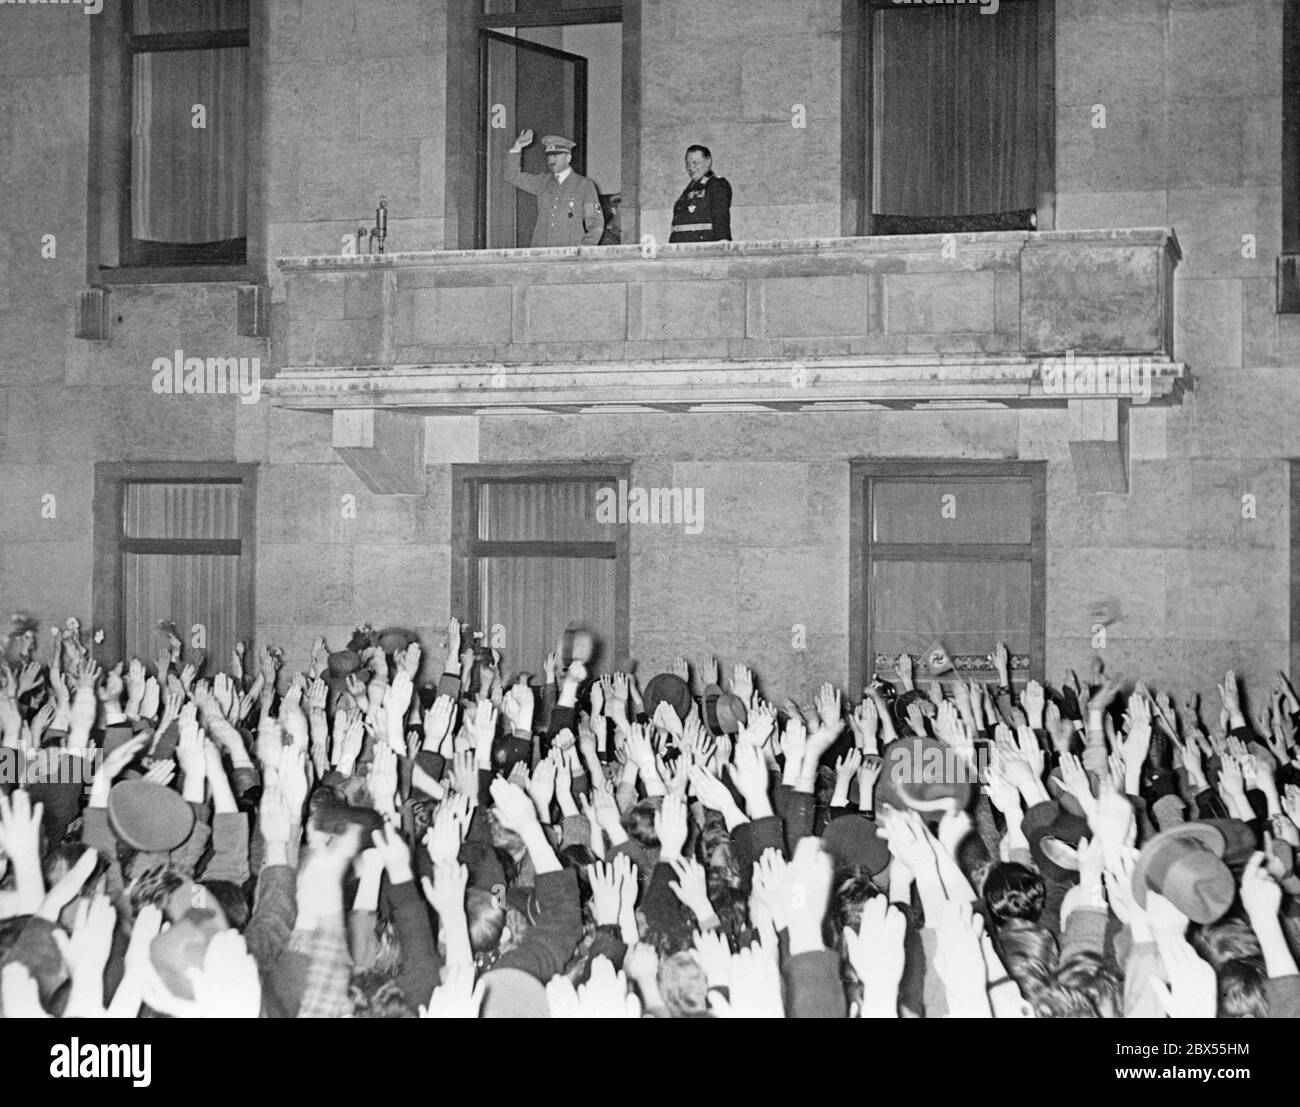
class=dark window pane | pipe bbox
[122,552,239,669]
[131,48,247,246]
[872,479,1032,545]
[477,555,615,673]
[478,480,617,541]
[872,2,1037,218]
[133,0,249,35]
[869,558,1031,678]
[123,483,241,540]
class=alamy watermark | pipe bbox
[594,479,704,535]
[151,349,262,405]
[890,743,992,788]
[1040,350,1154,405]
[0,747,102,788]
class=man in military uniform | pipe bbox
[505,129,605,248]
[669,144,732,243]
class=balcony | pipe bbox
[268,228,1185,493]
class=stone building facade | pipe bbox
[0,0,1295,703]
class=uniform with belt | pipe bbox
[505,151,605,248]
[669,172,732,242]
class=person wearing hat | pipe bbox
[505,129,605,248]
[669,144,732,243]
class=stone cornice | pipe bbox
[264,353,1187,413]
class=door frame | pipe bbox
[478,29,589,250]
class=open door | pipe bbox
[481,31,588,249]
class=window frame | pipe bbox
[848,459,1046,690]
[445,1,641,250]
[87,0,267,285]
[841,0,1056,238]
[450,462,631,668]
[1280,0,1300,310]
[92,462,258,666]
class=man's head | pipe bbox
[540,134,576,176]
[684,144,712,181]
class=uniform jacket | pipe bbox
[505,153,604,247]
[669,171,732,242]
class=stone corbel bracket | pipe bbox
[331,409,425,495]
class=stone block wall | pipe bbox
[0,0,1296,705]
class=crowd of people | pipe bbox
[1,614,1298,1019]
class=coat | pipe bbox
[505,153,605,247]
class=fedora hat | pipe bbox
[704,690,748,736]
[325,648,371,690]
[874,736,974,817]
[1022,799,1090,883]
[644,673,692,723]
[1131,822,1234,924]
[375,627,418,656]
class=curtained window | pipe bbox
[851,461,1045,687]
[94,465,257,671]
[454,469,629,677]
[870,0,1040,234]
[123,0,249,266]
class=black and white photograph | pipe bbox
[1,0,1300,1056]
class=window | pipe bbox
[445,1,639,249]
[93,464,257,669]
[89,0,263,281]
[850,461,1045,688]
[452,465,630,675]
[845,0,1054,236]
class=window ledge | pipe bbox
[96,265,257,286]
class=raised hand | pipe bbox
[932,900,990,1016]
[1149,938,1217,1019]
[527,756,558,822]
[730,663,755,703]
[832,747,863,806]
[1021,679,1045,728]
[52,893,118,1018]
[814,682,842,728]
[654,792,689,862]
[844,895,907,1018]
[692,929,731,990]
[895,652,914,691]
[423,695,457,756]
[848,698,880,755]
[489,775,539,834]
[1218,669,1246,728]
[727,740,773,817]
[184,930,262,1018]
[748,847,791,934]
[469,698,498,767]
[668,856,713,924]
[708,944,783,1018]
[419,963,485,1019]
[547,956,640,1019]
[784,836,833,954]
